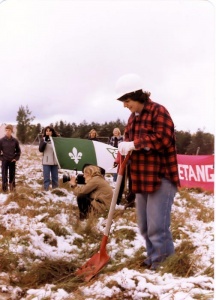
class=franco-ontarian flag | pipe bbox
[51,137,118,172]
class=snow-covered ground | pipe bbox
[0,145,214,300]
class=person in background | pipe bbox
[109,127,123,148]
[88,129,99,141]
[0,124,21,192]
[69,164,113,220]
[109,127,135,206]
[114,151,135,207]
[109,128,123,183]
[115,73,180,270]
[39,126,59,191]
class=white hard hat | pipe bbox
[115,73,143,100]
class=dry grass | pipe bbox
[19,258,79,288]
[0,248,19,273]
[196,206,214,223]
[175,188,214,223]
[171,213,188,240]
[45,221,70,237]
[160,240,197,277]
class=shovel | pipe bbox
[75,152,131,281]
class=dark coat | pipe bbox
[0,136,21,161]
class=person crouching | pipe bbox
[69,165,113,220]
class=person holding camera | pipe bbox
[69,165,113,220]
[39,126,59,191]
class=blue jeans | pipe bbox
[136,178,177,264]
[43,165,58,190]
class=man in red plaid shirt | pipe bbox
[116,73,180,270]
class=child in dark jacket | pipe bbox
[0,124,21,192]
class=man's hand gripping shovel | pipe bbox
[75,152,131,282]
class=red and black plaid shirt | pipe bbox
[124,99,180,193]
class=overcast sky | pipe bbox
[0,0,215,133]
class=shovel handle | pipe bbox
[104,152,131,236]
[118,152,131,176]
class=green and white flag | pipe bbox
[51,137,118,172]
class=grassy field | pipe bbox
[0,145,214,300]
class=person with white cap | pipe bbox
[115,73,180,270]
[0,124,21,192]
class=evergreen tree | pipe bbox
[31,123,42,143]
[16,105,35,144]
[186,129,214,155]
[175,130,192,154]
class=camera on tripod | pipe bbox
[62,173,86,185]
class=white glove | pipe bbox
[118,141,135,155]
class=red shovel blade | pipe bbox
[76,235,110,282]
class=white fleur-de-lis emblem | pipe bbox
[107,148,118,159]
[68,147,82,164]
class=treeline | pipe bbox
[16,105,214,155]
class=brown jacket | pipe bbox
[72,175,113,212]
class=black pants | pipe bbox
[117,164,135,205]
[77,194,92,220]
[1,160,16,192]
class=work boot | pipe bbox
[124,192,136,209]
[2,184,8,193]
[150,262,161,271]
[9,183,14,192]
[140,258,151,268]
[79,212,87,221]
